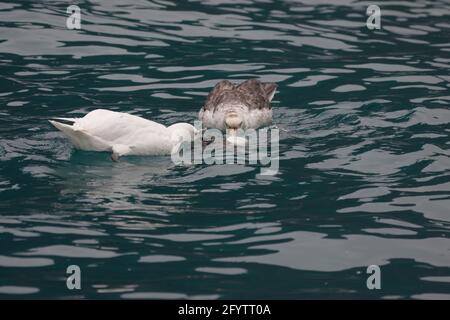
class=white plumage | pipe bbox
[49,109,198,160]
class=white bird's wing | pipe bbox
[75,109,167,142]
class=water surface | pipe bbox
[0,0,450,299]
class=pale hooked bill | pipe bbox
[49,109,199,161]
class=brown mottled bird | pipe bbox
[198,79,277,132]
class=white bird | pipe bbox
[49,109,198,161]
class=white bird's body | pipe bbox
[49,109,197,160]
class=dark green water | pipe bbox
[1,0,450,299]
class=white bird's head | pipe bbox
[168,123,200,144]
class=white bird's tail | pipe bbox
[48,120,81,146]
[49,120,110,151]
[51,117,78,124]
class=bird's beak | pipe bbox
[225,112,243,130]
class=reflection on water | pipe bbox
[0,0,450,299]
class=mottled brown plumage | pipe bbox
[203,79,277,112]
[199,79,277,130]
